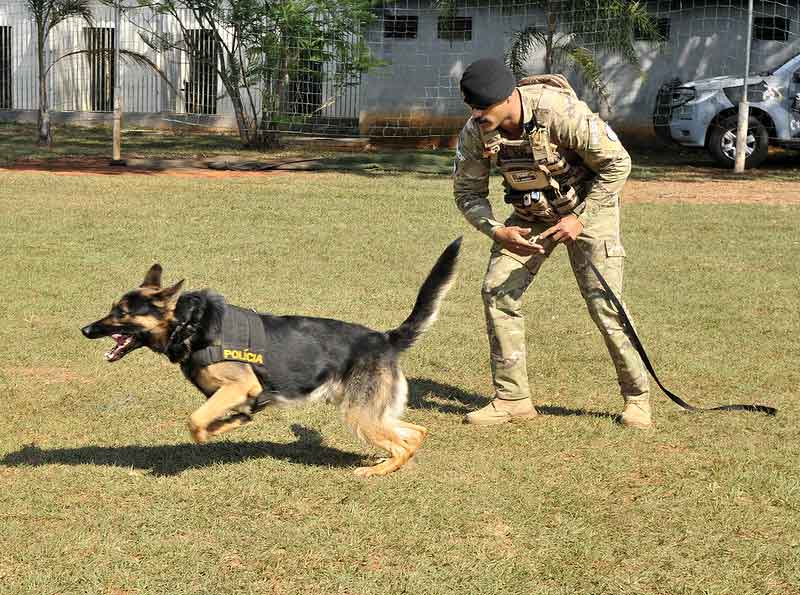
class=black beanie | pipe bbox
[460,58,517,109]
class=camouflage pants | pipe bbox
[482,195,650,402]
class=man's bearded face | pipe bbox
[468,98,510,133]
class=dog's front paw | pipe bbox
[188,421,209,445]
[353,466,376,478]
[354,460,399,478]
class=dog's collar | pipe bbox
[165,319,197,363]
[164,290,227,364]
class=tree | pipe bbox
[136,0,378,148]
[26,0,93,146]
[505,0,662,112]
[25,0,175,147]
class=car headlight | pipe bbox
[670,87,696,108]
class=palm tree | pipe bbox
[504,0,663,112]
[135,0,377,149]
[26,0,93,146]
[25,0,176,147]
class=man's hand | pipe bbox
[492,226,545,256]
[539,215,583,244]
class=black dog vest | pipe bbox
[188,305,268,370]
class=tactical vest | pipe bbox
[481,74,590,221]
[186,305,268,370]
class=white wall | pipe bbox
[2,0,798,138]
[360,0,800,137]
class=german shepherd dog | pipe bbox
[81,238,461,477]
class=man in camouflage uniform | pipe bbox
[453,58,651,428]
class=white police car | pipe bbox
[654,53,800,168]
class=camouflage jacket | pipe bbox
[453,83,632,237]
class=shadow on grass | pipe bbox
[408,378,621,422]
[628,143,800,182]
[407,377,487,415]
[4,123,799,180]
[0,123,454,176]
[0,424,364,477]
[536,405,621,423]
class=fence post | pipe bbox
[111,0,125,166]
[734,0,754,173]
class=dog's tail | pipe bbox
[387,237,462,352]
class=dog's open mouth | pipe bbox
[105,334,139,362]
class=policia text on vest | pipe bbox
[223,349,264,364]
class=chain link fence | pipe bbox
[0,0,798,154]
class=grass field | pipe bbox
[1,167,798,595]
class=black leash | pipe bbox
[578,245,777,416]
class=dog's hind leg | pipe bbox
[384,370,427,452]
[396,420,428,450]
[352,427,414,477]
[343,365,425,477]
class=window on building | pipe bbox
[634,17,670,41]
[84,27,115,112]
[753,16,789,41]
[384,15,418,39]
[438,16,472,41]
[184,29,219,115]
[0,26,11,109]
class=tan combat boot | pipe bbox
[464,398,538,426]
[621,395,652,429]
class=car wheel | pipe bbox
[708,115,769,168]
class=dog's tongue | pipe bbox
[105,334,132,362]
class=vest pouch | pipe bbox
[529,127,553,162]
[500,159,551,191]
[481,128,504,157]
[545,185,581,217]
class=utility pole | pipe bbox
[110,0,126,166]
[734,0,754,173]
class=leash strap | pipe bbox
[578,245,776,416]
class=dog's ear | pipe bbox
[157,279,184,306]
[141,264,163,288]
